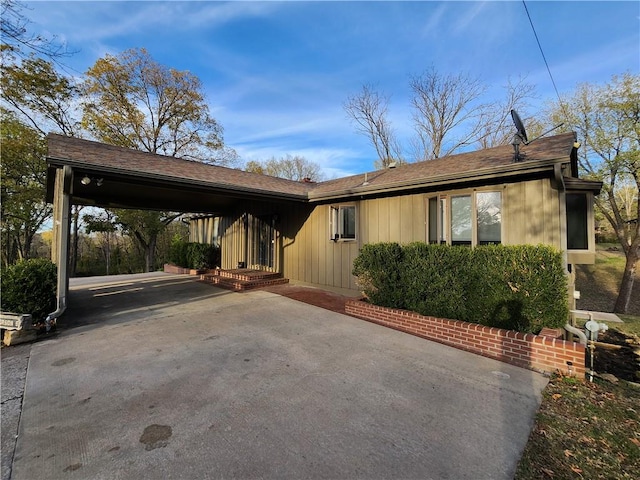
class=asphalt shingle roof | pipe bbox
[47,132,577,202]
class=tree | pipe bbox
[548,73,639,313]
[83,210,117,275]
[245,155,324,182]
[344,84,403,169]
[81,48,233,272]
[1,0,73,61]
[245,161,265,175]
[82,47,226,163]
[475,76,537,150]
[1,55,81,136]
[410,67,487,160]
[0,110,52,266]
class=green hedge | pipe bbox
[1,258,57,321]
[352,243,568,334]
[169,238,220,270]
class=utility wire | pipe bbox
[522,0,572,124]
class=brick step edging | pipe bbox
[345,300,585,377]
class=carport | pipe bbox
[45,134,311,323]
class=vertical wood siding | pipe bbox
[214,177,562,293]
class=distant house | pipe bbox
[46,131,601,313]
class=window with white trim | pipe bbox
[428,191,502,246]
[330,205,356,241]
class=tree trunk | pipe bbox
[144,235,157,273]
[614,242,639,314]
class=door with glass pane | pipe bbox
[250,215,277,271]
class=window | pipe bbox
[427,191,501,246]
[476,192,502,245]
[330,205,356,241]
[566,193,588,250]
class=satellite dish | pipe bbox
[510,109,528,144]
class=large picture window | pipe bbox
[428,191,502,246]
[330,205,356,241]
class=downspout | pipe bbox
[45,165,72,330]
[554,162,568,273]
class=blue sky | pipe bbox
[24,1,640,178]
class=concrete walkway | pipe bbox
[7,273,548,479]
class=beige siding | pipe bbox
[189,217,218,244]
[282,193,427,291]
[216,178,563,293]
[503,178,561,249]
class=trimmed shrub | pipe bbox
[352,243,405,308]
[1,258,57,321]
[169,238,220,270]
[188,243,220,270]
[169,235,189,267]
[352,242,568,334]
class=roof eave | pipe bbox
[46,156,309,203]
[308,157,567,202]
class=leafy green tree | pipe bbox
[548,73,639,313]
[0,110,51,265]
[1,54,83,272]
[82,47,226,163]
[1,55,80,136]
[81,48,235,272]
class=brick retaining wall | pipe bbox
[163,264,205,275]
[345,300,585,377]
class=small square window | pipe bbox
[331,205,356,241]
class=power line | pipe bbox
[522,0,572,123]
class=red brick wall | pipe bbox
[345,300,585,377]
[163,264,205,275]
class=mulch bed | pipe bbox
[593,329,640,382]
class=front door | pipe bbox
[250,215,276,271]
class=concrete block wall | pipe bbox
[345,300,585,377]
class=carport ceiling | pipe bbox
[68,171,259,214]
[46,134,310,215]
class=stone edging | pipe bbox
[345,300,585,377]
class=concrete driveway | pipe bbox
[9,273,547,479]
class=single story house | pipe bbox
[45,131,601,319]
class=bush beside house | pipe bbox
[1,258,57,321]
[352,243,568,334]
[168,238,220,271]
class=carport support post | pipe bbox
[49,166,73,325]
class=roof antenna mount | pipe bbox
[510,109,564,162]
[510,109,528,162]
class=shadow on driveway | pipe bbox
[9,273,548,480]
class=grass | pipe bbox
[616,315,640,338]
[515,374,640,479]
[515,244,640,479]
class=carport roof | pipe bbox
[46,131,587,212]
